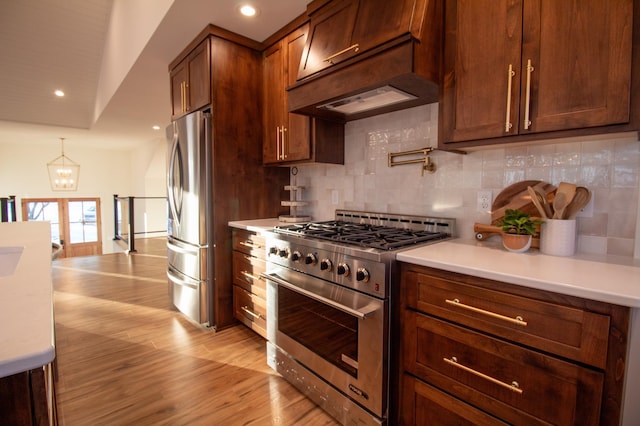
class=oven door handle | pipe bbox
[261,272,377,319]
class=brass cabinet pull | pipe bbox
[276,126,281,160]
[241,270,263,282]
[505,64,515,132]
[180,82,186,113]
[281,127,287,159]
[323,43,360,64]
[524,59,534,129]
[241,305,265,320]
[444,356,523,394]
[239,240,262,249]
[184,83,189,112]
[445,298,527,326]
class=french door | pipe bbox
[22,198,102,258]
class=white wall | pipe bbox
[293,104,640,258]
[0,138,165,254]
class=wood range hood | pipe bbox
[286,0,443,123]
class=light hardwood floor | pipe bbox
[52,238,338,425]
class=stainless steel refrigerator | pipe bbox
[166,110,213,325]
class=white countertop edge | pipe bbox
[0,346,55,378]
[229,218,302,233]
[397,239,640,308]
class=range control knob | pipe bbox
[278,248,289,258]
[337,263,350,277]
[291,251,302,262]
[320,259,333,271]
[305,253,317,265]
[269,246,278,256]
[356,268,370,283]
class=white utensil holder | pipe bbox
[540,219,576,256]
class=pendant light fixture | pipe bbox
[47,138,80,191]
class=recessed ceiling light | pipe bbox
[54,90,65,97]
[152,125,160,130]
[239,5,257,17]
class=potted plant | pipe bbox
[499,209,544,253]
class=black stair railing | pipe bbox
[0,196,16,222]
[113,194,167,252]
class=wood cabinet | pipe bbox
[398,263,630,425]
[0,364,57,425]
[439,0,634,149]
[263,24,344,165]
[169,26,290,329]
[232,228,268,338]
[170,38,210,119]
[297,0,429,81]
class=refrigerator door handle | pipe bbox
[167,265,199,289]
[167,129,182,227]
[167,239,200,255]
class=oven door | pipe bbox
[262,266,387,418]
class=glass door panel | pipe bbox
[68,200,98,243]
[24,200,62,245]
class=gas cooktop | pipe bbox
[274,210,456,252]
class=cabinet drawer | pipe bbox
[232,251,267,299]
[404,312,604,425]
[233,285,267,338]
[404,271,610,368]
[232,229,266,259]
[401,374,507,426]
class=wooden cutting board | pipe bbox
[474,180,556,246]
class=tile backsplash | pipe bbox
[292,104,640,256]
[292,104,640,258]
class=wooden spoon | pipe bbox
[552,192,567,219]
[527,186,548,218]
[553,182,577,219]
[533,185,553,218]
[565,186,591,219]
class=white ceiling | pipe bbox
[0,0,308,150]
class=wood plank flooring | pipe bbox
[52,238,338,425]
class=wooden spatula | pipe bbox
[553,182,577,219]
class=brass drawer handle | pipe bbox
[445,298,527,326]
[444,356,523,394]
[241,270,263,282]
[239,240,262,249]
[323,43,360,64]
[241,305,265,320]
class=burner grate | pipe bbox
[275,219,451,251]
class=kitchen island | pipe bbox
[0,221,57,424]
[398,239,640,425]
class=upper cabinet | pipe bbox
[263,24,344,165]
[297,0,427,81]
[296,0,359,80]
[170,38,211,119]
[439,0,634,149]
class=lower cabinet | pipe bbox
[231,228,268,338]
[0,364,57,426]
[399,263,630,425]
[233,286,267,338]
[402,374,508,425]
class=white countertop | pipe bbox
[398,239,640,308]
[0,222,55,378]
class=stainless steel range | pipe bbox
[261,210,456,425]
